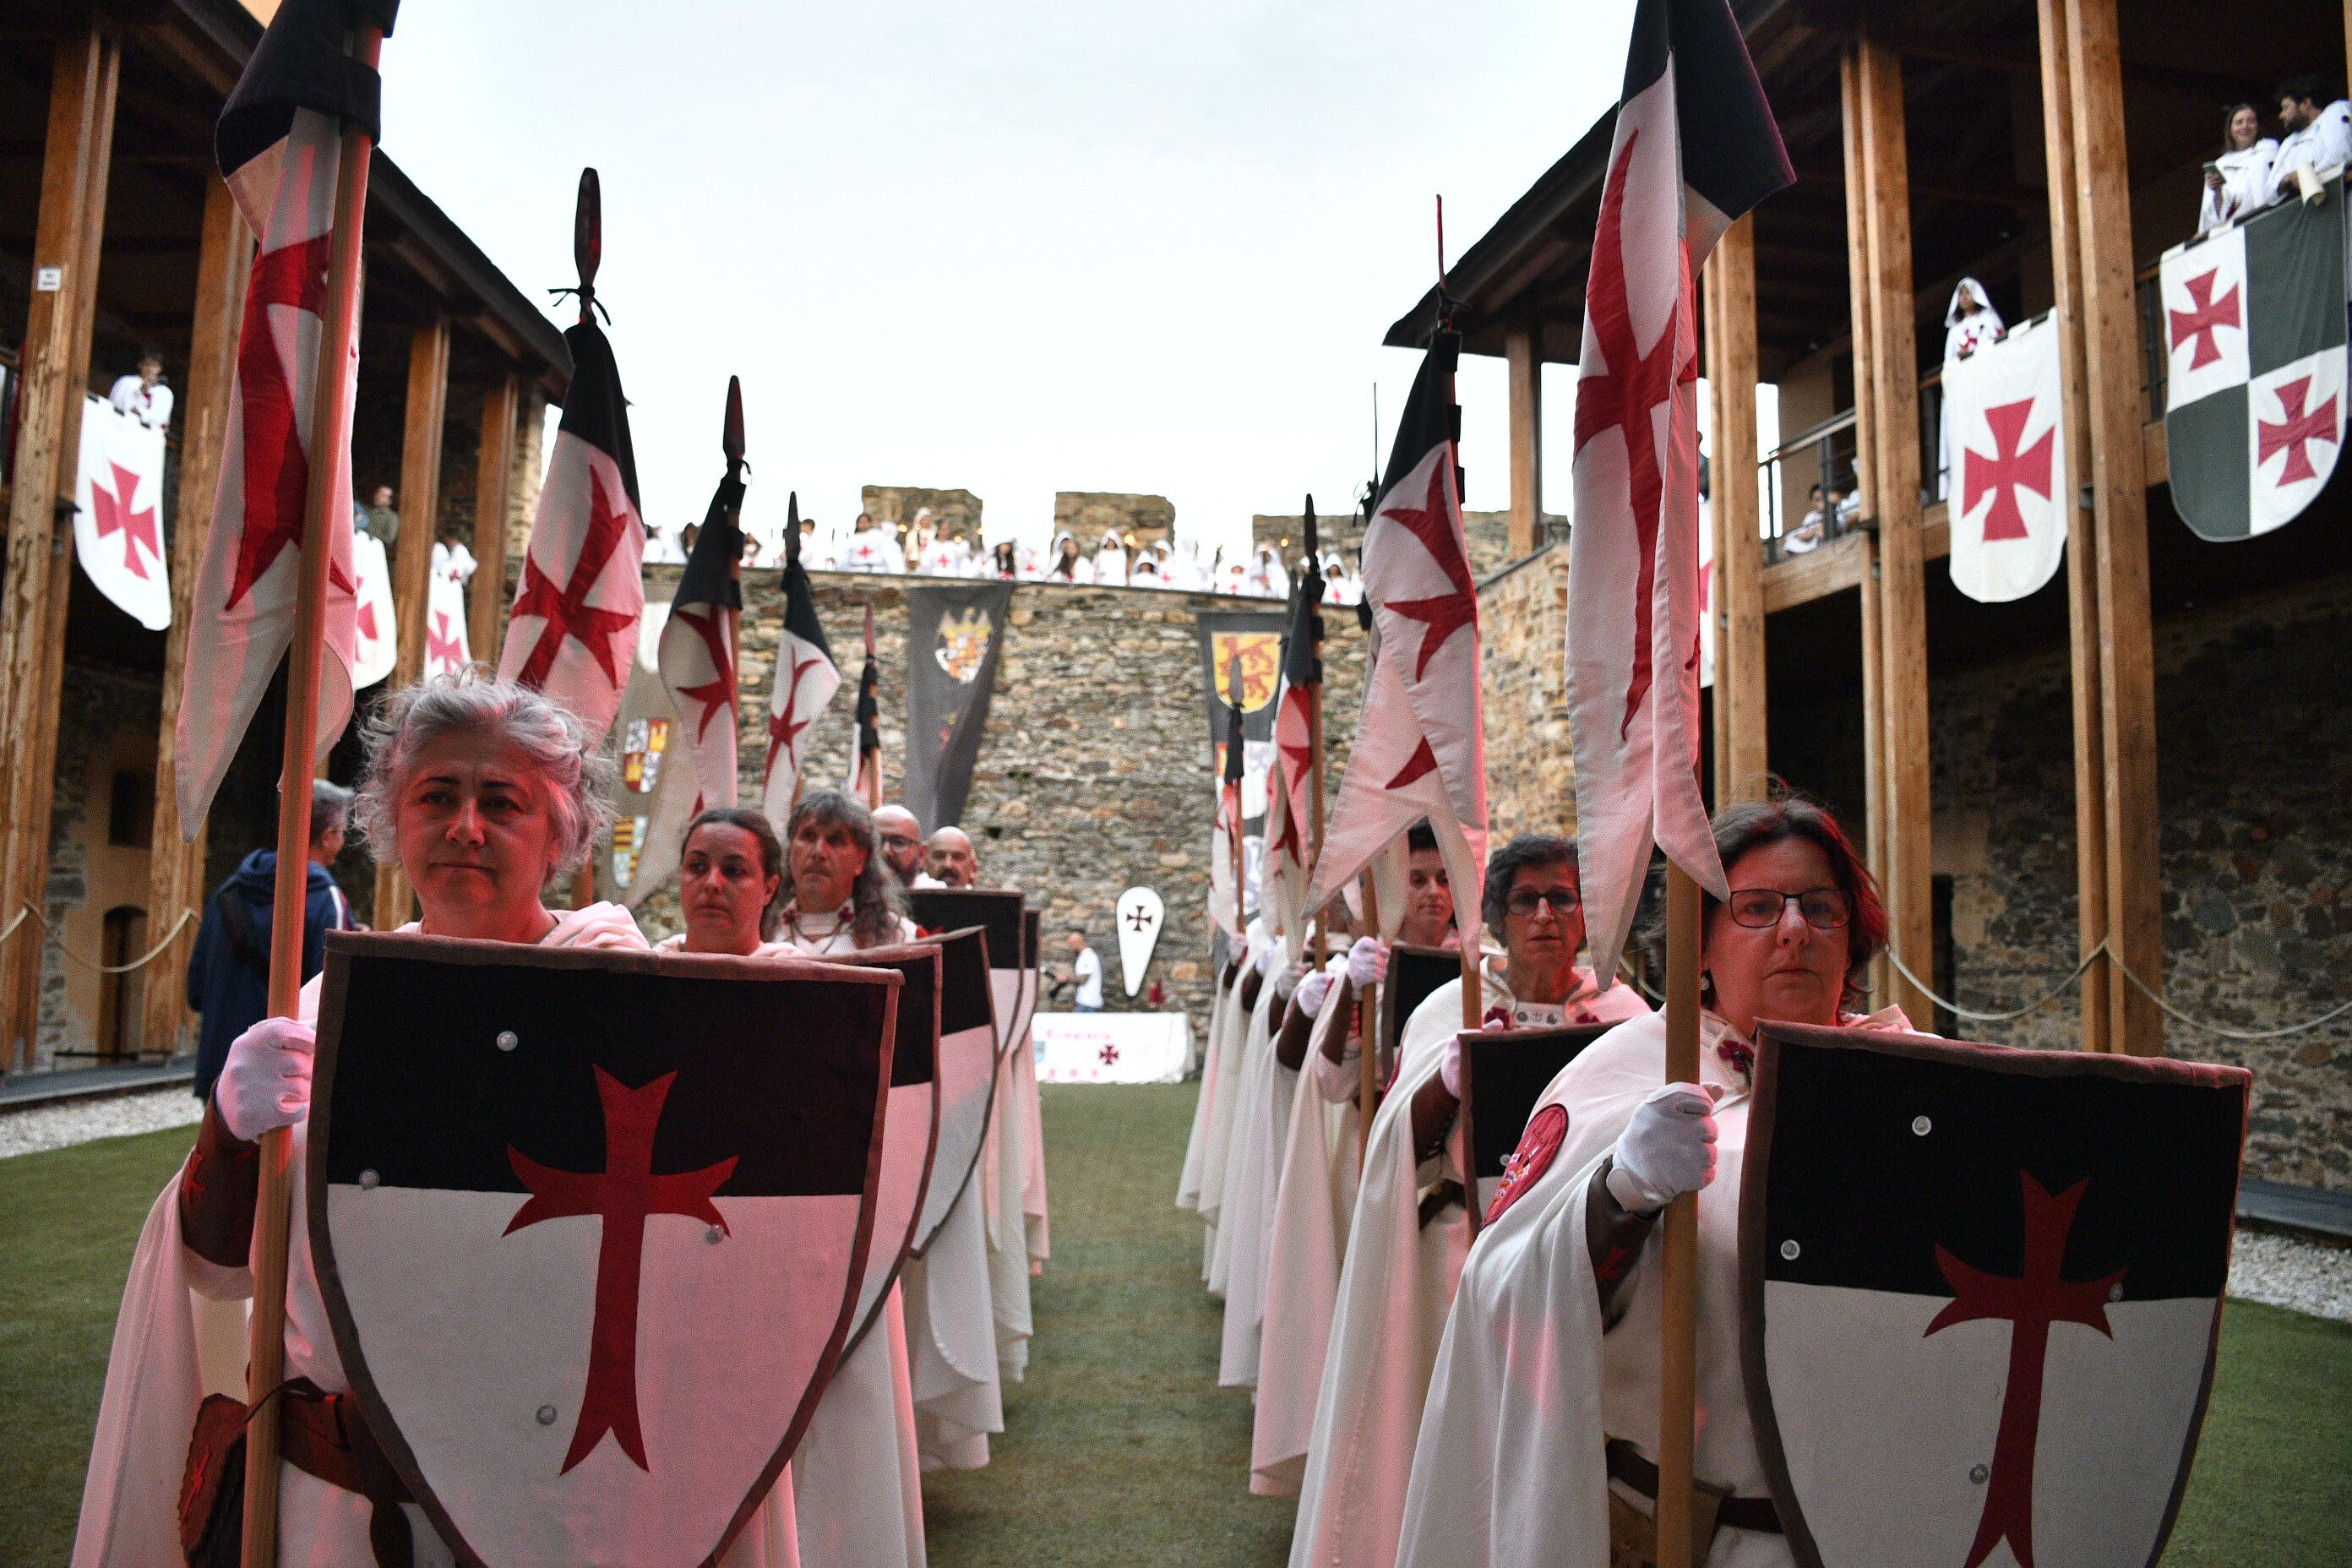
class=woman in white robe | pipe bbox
[1396,796,1914,1568]
[1046,531,1091,585]
[1092,530,1130,586]
[2200,103,2278,233]
[656,803,929,1568]
[1288,836,1646,1568]
[1246,546,1291,601]
[67,675,815,1567]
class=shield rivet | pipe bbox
[1970,1463,1989,1484]
[1911,1115,1932,1136]
[495,1030,520,1053]
[536,1405,558,1426]
[357,1169,379,1191]
[1779,1239,1800,1260]
[705,1225,724,1244]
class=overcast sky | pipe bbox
[383,1,1647,553]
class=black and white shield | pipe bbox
[1455,1021,1609,1236]
[1382,944,1462,1070]
[908,888,1031,1060]
[308,935,898,1568]
[2161,168,2348,540]
[833,940,943,1355]
[1742,1022,2250,1568]
[907,926,1000,1256]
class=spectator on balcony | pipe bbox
[2264,75,2352,207]
[1093,530,1131,586]
[1943,278,2006,362]
[108,351,173,431]
[837,510,906,574]
[1048,530,1091,582]
[1835,477,1860,526]
[2201,103,2278,233]
[1786,484,1827,555]
[361,483,400,547]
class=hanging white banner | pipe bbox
[73,394,172,630]
[1944,312,2069,604]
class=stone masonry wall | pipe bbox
[1927,573,2352,1190]
[1054,493,1173,549]
[1477,545,1576,842]
[863,486,982,538]
[35,667,161,1070]
[633,572,1366,1031]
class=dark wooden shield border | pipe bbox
[308,933,901,1568]
[1739,1021,2252,1568]
[834,940,945,1358]
[903,926,1002,1259]
[1379,944,1462,1100]
[1456,1021,1610,1240]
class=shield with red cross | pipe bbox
[2162,168,2349,540]
[308,934,897,1568]
[1942,312,2068,604]
[1740,1021,2249,1568]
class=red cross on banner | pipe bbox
[2257,374,2340,483]
[1963,398,2055,542]
[2166,269,2240,371]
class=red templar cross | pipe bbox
[90,461,161,579]
[506,1067,738,1473]
[510,466,638,692]
[670,603,738,741]
[1925,1173,2126,1568]
[2166,269,2240,370]
[1375,460,1478,682]
[765,651,830,787]
[426,610,465,673]
[1572,128,1698,741]
[1963,399,2054,543]
[226,234,357,610]
[2257,375,2341,485]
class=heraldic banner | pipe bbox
[1944,310,2069,604]
[906,580,1014,832]
[1194,608,1286,920]
[73,393,172,631]
[2162,167,2349,541]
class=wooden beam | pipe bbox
[1855,33,1935,1026]
[469,372,521,665]
[1504,321,1542,561]
[2065,0,2162,1055]
[1859,531,1890,1005]
[0,23,118,1070]
[1707,216,1768,802]
[2035,0,2113,1053]
[141,172,249,1059]
[373,315,451,930]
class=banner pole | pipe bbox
[242,26,382,1566]
[1355,871,1380,1167]
[1655,859,1703,1568]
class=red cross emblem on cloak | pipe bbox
[764,651,829,787]
[1962,399,2054,542]
[2165,270,2240,370]
[356,600,380,643]
[510,467,638,692]
[2257,375,2340,484]
[90,461,161,579]
[426,610,464,672]
[505,1067,738,1473]
[1925,1173,2126,1568]
[225,234,355,610]
[1572,128,1698,740]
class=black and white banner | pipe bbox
[904,581,1013,831]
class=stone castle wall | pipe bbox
[863,486,982,537]
[1476,546,1577,842]
[1054,493,1174,549]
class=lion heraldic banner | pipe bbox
[2161,168,2349,542]
[906,581,1015,833]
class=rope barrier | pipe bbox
[2109,956,2352,1043]
[1880,943,2107,1026]
[0,905,200,973]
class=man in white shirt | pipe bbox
[2265,74,2352,207]
[1063,928,1103,1012]
[108,351,173,430]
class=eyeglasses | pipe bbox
[879,834,921,851]
[1505,888,1582,917]
[1724,887,1852,931]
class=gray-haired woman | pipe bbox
[80,674,651,1567]
[774,788,916,955]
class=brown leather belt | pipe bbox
[278,1380,417,1568]
[1607,1439,1782,1535]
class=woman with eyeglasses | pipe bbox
[1395,793,1916,1568]
[1285,834,1646,1567]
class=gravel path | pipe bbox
[0,1087,203,1160]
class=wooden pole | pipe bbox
[1305,498,1329,972]
[1355,871,1381,1167]
[1505,319,1543,560]
[374,315,451,930]
[243,30,383,1564]
[1705,216,1767,801]
[1840,46,1892,1008]
[468,372,521,666]
[2034,0,2113,1052]
[0,20,118,1069]
[144,172,250,1058]
[2063,0,2163,1055]
[1655,862,1703,1568]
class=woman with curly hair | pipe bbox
[773,788,916,955]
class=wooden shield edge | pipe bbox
[908,927,1002,1260]
[308,932,901,1568]
[1737,1021,2253,1568]
[836,942,945,1359]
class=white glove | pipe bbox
[215,1016,317,1142]
[1345,936,1386,990]
[549,901,651,950]
[1439,1034,1465,1097]
[1311,1036,1364,1102]
[1296,970,1335,1019]
[1604,1082,1725,1213]
[1255,942,1282,977]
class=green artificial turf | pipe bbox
[4,1092,2348,1566]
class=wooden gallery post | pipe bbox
[373,315,452,929]
[469,372,523,665]
[0,22,118,1068]
[1704,215,1767,803]
[1505,318,1543,560]
[142,173,253,1055]
[1847,31,1934,1025]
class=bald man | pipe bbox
[925,827,978,889]
[874,804,937,890]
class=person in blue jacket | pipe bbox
[185,780,358,1100]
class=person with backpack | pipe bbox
[184,780,359,1100]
